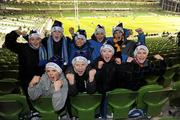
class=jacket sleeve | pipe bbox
[150,60,167,75]
[5,30,23,54]
[28,76,44,101]
[68,84,78,96]
[65,67,78,96]
[86,80,96,94]
[52,74,68,111]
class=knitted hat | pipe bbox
[95,24,105,35]
[134,45,149,56]
[75,29,87,43]
[51,20,64,33]
[112,23,124,34]
[72,56,89,66]
[28,30,40,39]
[100,44,115,55]
[128,108,145,118]
[46,56,62,73]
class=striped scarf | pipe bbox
[47,36,68,65]
[29,43,47,66]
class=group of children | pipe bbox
[4,20,166,119]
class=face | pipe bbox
[73,61,88,76]
[29,37,41,48]
[95,32,105,42]
[52,31,63,42]
[135,49,148,64]
[114,31,123,40]
[75,38,84,47]
[46,67,60,81]
[101,49,113,62]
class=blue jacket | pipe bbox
[69,42,93,64]
[89,34,112,61]
[137,33,146,45]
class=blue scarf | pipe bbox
[29,43,47,66]
[47,36,68,65]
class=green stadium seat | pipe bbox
[0,70,19,79]
[0,94,29,120]
[170,81,180,107]
[145,75,159,85]
[163,67,176,87]
[143,89,173,117]
[107,88,137,119]
[70,93,101,120]
[0,100,23,120]
[0,78,19,95]
[32,96,62,120]
[137,84,164,110]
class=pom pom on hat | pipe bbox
[51,20,64,33]
[112,23,124,34]
[134,45,149,56]
[28,30,40,39]
[100,44,115,55]
[46,56,62,73]
[75,29,87,43]
[95,24,105,35]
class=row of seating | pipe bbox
[0,83,180,120]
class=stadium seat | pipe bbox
[143,89,173,117]
[32,96,61,120]
[145,75,159,85]
[0,78,19,95]
[0,70,19,79]
[137,84,164,110]
[0,94,29,120]
[70,93,101,120]
[163,67,176,87]
[107,88,137,119]
[170,81,180,107]
[0,100,22,120]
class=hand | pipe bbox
[66,73,75,85]
[98,61,104,69]
[54,80,63,91]
[69,27,75,36]
[115,58,122,64]
[154,54,164,60]
[127,57,134,62]
[29,75,41,87]
[15,27,27,36]
[89,69,96,82]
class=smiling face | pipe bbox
[73,61,88,76]
[52,31,63,42]
[101,48,113,62]
[114,31,123,40]
[135,49,148,64]
[75,38,85,47]
[29,37,41,48]
[95,32,105,42]
[46,67,60,81]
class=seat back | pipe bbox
[0,78,19,95]
[0,94,28,120]
[70,93,101,120]
[170,81,180,107]
[143,89,173,117]
[163,67,176,87]
[107,88,137,119]
[32,96,60,120]
[137,84,163,109]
